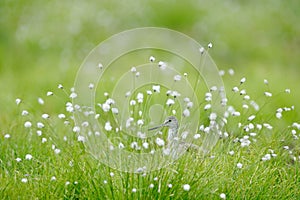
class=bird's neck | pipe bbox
[167,128,177,142]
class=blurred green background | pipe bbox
[1,0,300,123]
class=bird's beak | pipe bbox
[148,124,163,131]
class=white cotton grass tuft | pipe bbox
[46,91,53,96]
[24,121,32,128]
[199,47,205,54]
[155,138,165,146]
[236,162,243,168]
[149,56,155,62]
[264,92,272,97]
[16,98,22,105]
[220,193,226,199]
[240,77,246,84]
[38,97,44,105]
[183,184,191,191]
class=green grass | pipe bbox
[1,0,300,199]
[1,71,299,199]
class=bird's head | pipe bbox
[148,116,179,131]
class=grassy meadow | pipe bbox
[1,1,300,199]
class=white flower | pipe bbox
[98,63,103,69]
[228,68,235,75]
[166,99,175,106]
[232,87,239,93]
[102,103,110,112]
[105,122,112,131]
[25,154,33,160]
[22,110,29,116]
[174,75,181,81]
[149,56,155,62]
[118,143,125,149]
[168,183,173,188]
[264,79,269,85]
[36,130,42,136]
[58,84,63,89]
[240,137,251,147]
[130,100,136,106]
[240,89,246,95]
[112,107,119,114]
[51,176,56,181]
[110,172,114,177]
[228,150,234,156]
[158,61,167,69]
[232,111,241,116]
[199,47,205,54]
[38,97,44,105]
[249,132,257,137]
[142,142,149,149]
[248,115,256,121]
[244,95,250,100]
[16,98,22,105]
[46,91,53,96]
[219,70,225,76]
[88,83,94,89]
[285,88,291,93]
[264,92,272,97]
[152,85,160,93]
[210,86,217,91]
[220,193,226,199]
[37,122,45,128]
[204,104,211,110]
[42,138,47,143]
[69,92,77,99]
[240,77,246,84]
[42,113,49,119]
[242,104,249,109]
[66,102,74,112]
[193,134,201,139]
[16,157,22,162]
[250,101,260,111]
[236,162,243,168]
[77,135,85,142]
[137,93,144,103]
[126,117,134,128]
[149,183,154,188]
[132,188,137,193]
[156,138,165,146]
[130,142,139,150]
[4,134,10,139]
[276,112,282,119]
[58,114,66,119]
[73,126,80,133]
[183,109,190,117]
[131,67,137,73]
[205,96,212,102]
[24,121,32,128]
[137,119,144,126]
[183,184,190,191]
[54,149,61,154]
[208,42,213,48]
[21,178,28,183]
[262,154,271,161]
[209,113,217,121]
[263,123,273,130]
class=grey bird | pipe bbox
[148,116,199,153]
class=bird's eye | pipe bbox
[168,119,172,122]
